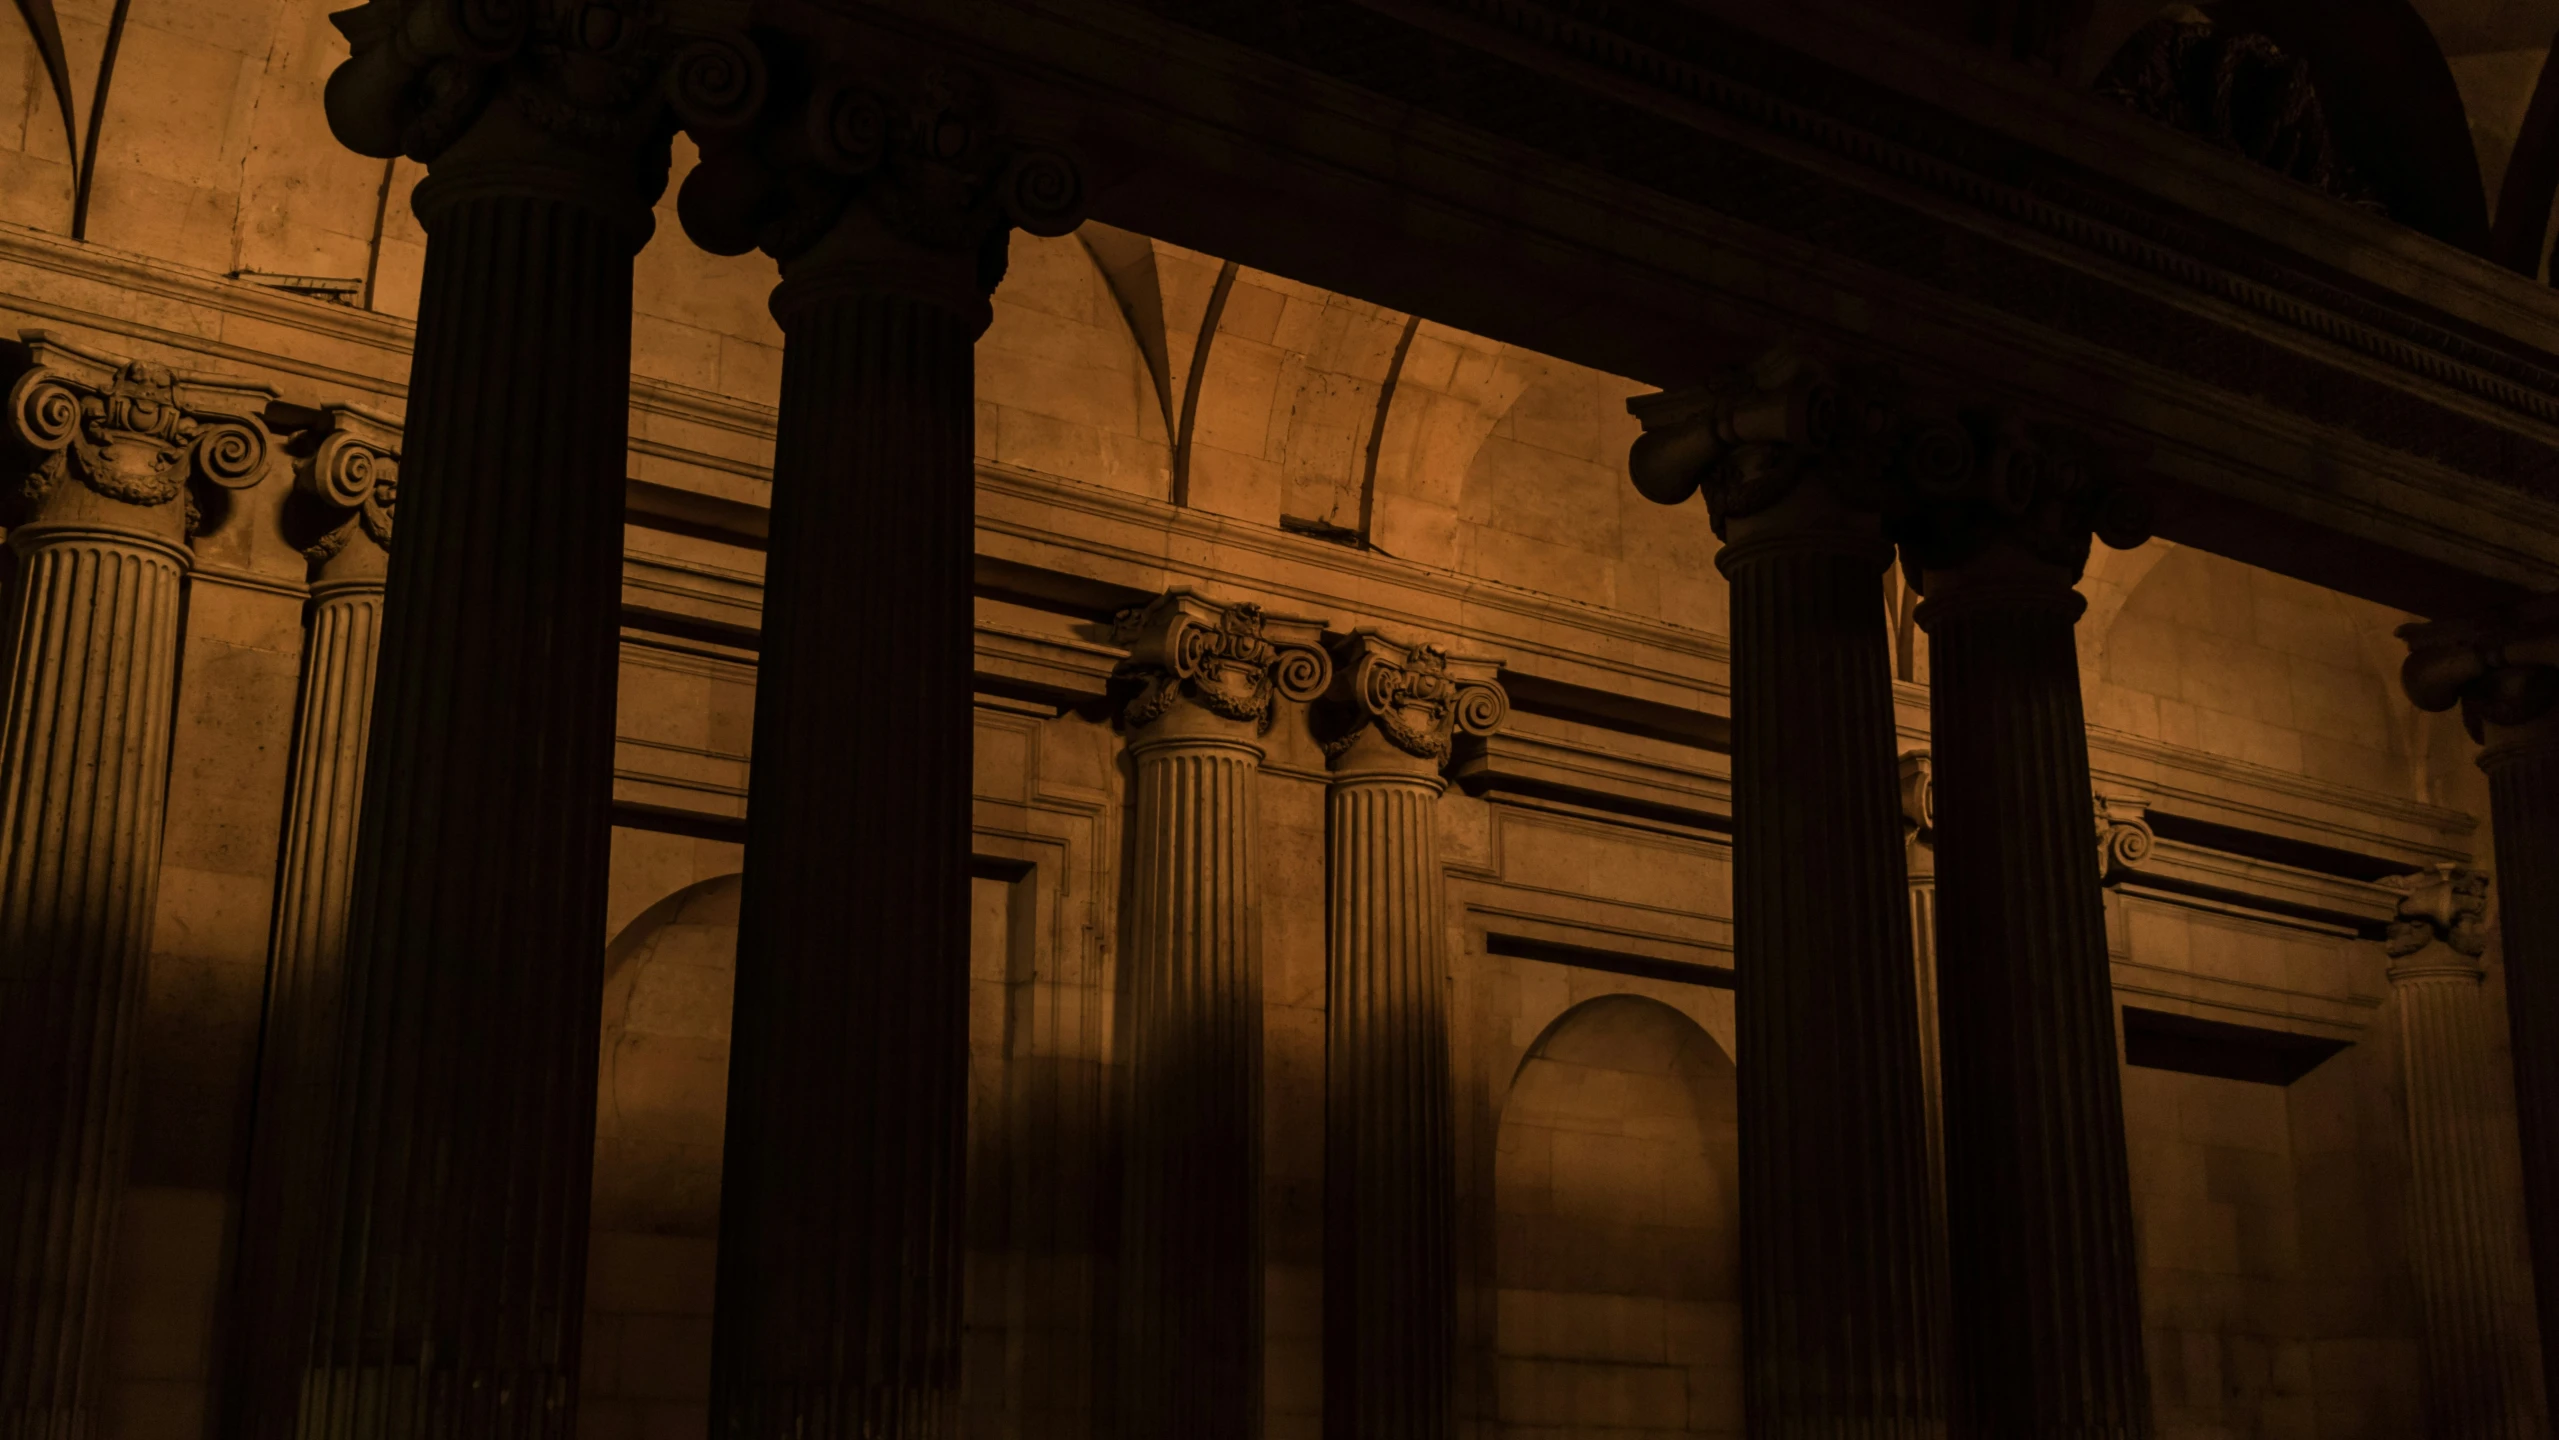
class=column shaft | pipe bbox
[296,190,633,1440]
[1325,767,1456,1440]
[1724,523,1948,1435]
[2485,726,2559,1405]
[708,287,974,1436]
[0,519,187,1440]
[1922,581,2149,1438]
[2392,951,2548,1437]
[230,543,385,1440]
[1121,725,1266,1440]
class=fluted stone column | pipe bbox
[1900,750,1946,1219]
[1112,591,1328,1440]
[2404,594,2559,1408]
[0,334,274,1440]
[225,407,399,1440]
[1904,423,2154,1438]
[298,13,755,1437]
[2382,867,2550,1437]
[1317,634,1504,1440]
[1628,358,1950,1434]
[672,52,1083,1438]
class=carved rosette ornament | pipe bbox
[2379,864,2551,1436]
[1318,632,1505,772]
[0,333,274,1440]
[1115,590,1331,740]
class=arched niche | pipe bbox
[2090,543,2417,792]
[583,874,740,1429]
[1493,993,1743,1438]
[595,873,741,1236]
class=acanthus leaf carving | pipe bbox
[324,0,760,222]
[5,330,278,523]
[1626,350,2154,584]
[1113,590,1330,735]
[674,38,1084,313]
[2383,863,2492,960]
[271,401,403,563]
[1319,632,1506,766]
[2398,593,2559,741]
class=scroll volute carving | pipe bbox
[324,0,765,230]
[1625,350,1863,537]
[1114,590,1330,737]
[2385,864,2492,961]
[3,329,277,538]
[2399,594,2559,742]
[2093,792,2154,883]
[674,38,1084,317]
[270,401,401,571]
[1320,631,1506,772]
[1887,416,2152,587]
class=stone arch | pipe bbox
[595,872,740,1235]
[1493,993,1743,1439]
[2091,542,2418,792]
[583,873,740,1429]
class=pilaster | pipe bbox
[225,405,400,1440]
[0,333,276,1440]
[1316,632,1504,1440]
[2382,866,2549,1438]
[2403,592,2559,1412]
[1113,590,1327,1440]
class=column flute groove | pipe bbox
[291,10,757,1435]
[0,336,275,1440]
[225,408,400,1440]
[2403,594,2559,1413]
[668,53,1083,1436]
[1317,633,1503,1440]
[1628,357,1950,1438]
[1902,419,2153,1439]
[1111,592,1328,1440]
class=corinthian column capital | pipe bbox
[2385,864,2494,976]
[272,403,400,577]
[1113,590,1330,743]
[2399,593,2559,752]
[1318,631,1505,779]
[675,43,1085,329]
[324,0,763,240]
[4,330,276,548]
